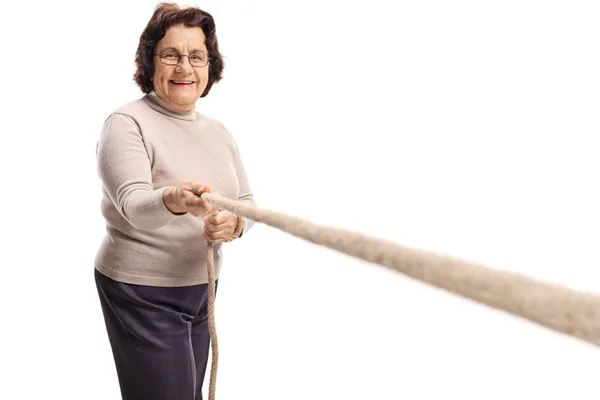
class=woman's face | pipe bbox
[152,24,210,111]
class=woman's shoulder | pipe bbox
[111,96,151,118]
[99,95,147,123]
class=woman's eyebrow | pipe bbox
[157,46,179,52]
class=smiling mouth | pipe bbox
[170,80,195,85]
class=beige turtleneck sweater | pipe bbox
[94,92,255,287]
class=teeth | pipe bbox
[173,81,193,84]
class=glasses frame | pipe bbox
[153,50,211,67]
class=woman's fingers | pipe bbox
[180,185,216,216]
[189,183,212,196]
[203,227,228,242]
[203,210,237,242]
[204,211,229,226]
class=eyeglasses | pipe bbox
[153,50,211,67]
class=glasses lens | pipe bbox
[160,51,180,65]
[189,53,208,67]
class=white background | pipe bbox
[1,0,599,399]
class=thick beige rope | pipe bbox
[205,241,218,400]
[202,192,600,398]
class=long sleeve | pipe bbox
[96,113,182,231]
[232,137,256,235]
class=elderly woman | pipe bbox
[93,3,255,400]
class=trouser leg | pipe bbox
[95,269,204,400]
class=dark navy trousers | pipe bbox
[94,268,218,400]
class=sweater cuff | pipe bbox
[154,186,186,223]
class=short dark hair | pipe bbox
[133,2,224,97]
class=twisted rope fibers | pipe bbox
[202,192,600,400]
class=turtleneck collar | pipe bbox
[142,91,197,121]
